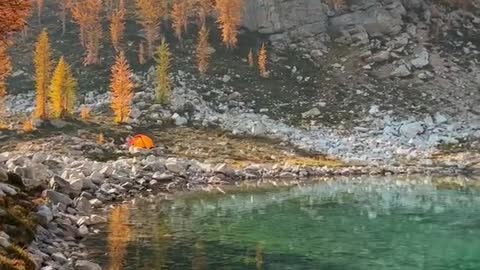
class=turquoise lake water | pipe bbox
[85,177,480,270]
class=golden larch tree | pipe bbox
[0,44,11,108]
[171,0,188,42]
[49,56,77,119]
[258,43,268,78]
[0,0,30,120]
[196,0,213,26]
[72,0,103,65]
[135,0,165,59]
[0,0,32,42]
[111,52,134,123]
[34,29,52,119]
[248,48,254,67]
[110,9,126,52]
[196,25,210,76]
[215,0,244,48]
[155,39,172,104]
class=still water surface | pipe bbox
[85,177,480,270]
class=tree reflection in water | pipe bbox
[107,205,132,270]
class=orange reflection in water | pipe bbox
[107,205,132,270]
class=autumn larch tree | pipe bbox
[34,29,52,120]
[196,0,213,26]
[110,8,126,52]
[0,0,31,119]
[0,44,11,106]
[196,25,210,76]
[59,0,73,36]
[49,56,77,119]
[258,43,268,78]
[215,0,244,48]
[171,0,189,42]
[155,39,172,104]
[72,0,103,65]
[0,0,32,42]
[111,52,134,123]
[135,0,165,59]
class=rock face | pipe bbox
[243,0,328,48]
[243,0,408,49]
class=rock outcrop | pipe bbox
[243,0,411,49]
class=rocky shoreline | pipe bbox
[0,126,479,269]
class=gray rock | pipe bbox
[78,225,89,236]
[99,166,114,177]
[32,152,47,164]
[368,51,390,63]
[251,122,267,136]
[36,205,53,226]
[89,199,103,208]
[69,178,84,193]
[165,160,185,174]
[0,168,7,183]
[214,163,236,176]
[50,120,69,129]
[301,108,321,118]
[50,175,79,197]
[152,172,174,181]
[45,190,73,206]
[51,252,68,264]
[172,113,188,126]
[74,197,92,215]
[0,235,10,248]
[410,47,429,68]
[400,122,425,138]
[434,113,448,124]
[88,215,107,225]
[0,183,17,196]
[369,105,380,115]
[222,74,231,82]
[75,260,102,270]
[89,171,104,185]
[391,64,411,77]
[130,107,142,119]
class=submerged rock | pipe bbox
[75,260,102,270]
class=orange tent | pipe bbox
[127,134,155,149]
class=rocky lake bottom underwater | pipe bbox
[84,176,480,270]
